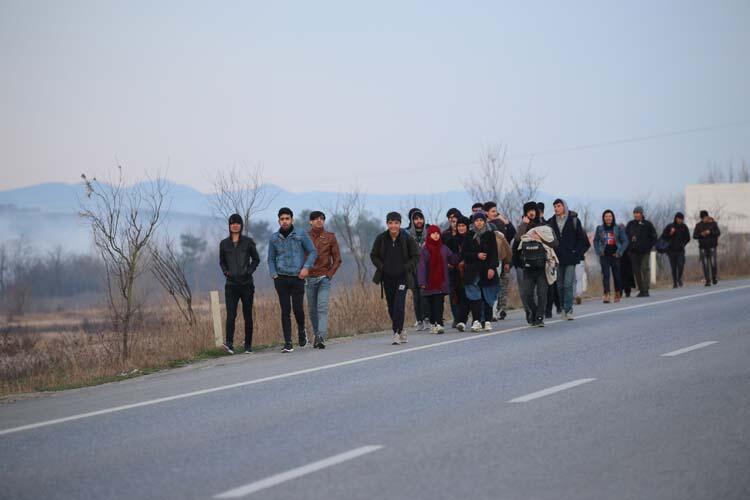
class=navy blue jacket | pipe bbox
[547,213,590,266]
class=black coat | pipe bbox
[661,223,691,254]
[693,219,721,249]
[462,230,500,286]
[625,219,658,254]
[547,214,590,266]
[219,235,261,286]
[370,230,420,290]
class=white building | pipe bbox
[685,183,750,234]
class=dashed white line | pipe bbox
[661,341,718,357]
[509,378,597,403]
[1,284,747,437]
[213,445,383,498]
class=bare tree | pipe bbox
[462,144,546,225]
[329,188,370,288]
[0,244,7,298]
[79,167,167,360]
[210,164,277,235]
[400,195,445,226]
[150,238,195,325]
[463,144,509,206]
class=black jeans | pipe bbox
[545,281,560,316]
[425,294,446,326]
[225,283,254,348]
[600,255,623,293]
[668,251,686,286]
[383,275,408,333]
[522,268,548,322]
[273,275,306,345]
[700,248,718,283]
[411,275,429,322]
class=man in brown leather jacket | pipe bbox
[306,211,342,348]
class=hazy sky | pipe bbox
[1,0,749,197]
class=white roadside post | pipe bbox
[210,290,223,347]
[650,251,657,285]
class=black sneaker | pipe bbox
[298,331,308,348]
[678,280,684,287]
[317,339,326,349]
[712,279,718,285]
[499,311,507,320]
[636,291,647,297]
[222,343,234,355]
[705,282,711,287]
[536,318,545,327]
[282,343,294,353]
[244,346,253,354]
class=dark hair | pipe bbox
[278,207,293,218]
[700,210,709,218]
[446,208,461,219]
[457,216,471,227]
[482,201,497,212]
[602,209,616,226]
[537,202,545,212]
[471,202,484,210]
[386,211,402,223]
[675,212,685,220]
[553,198,564,206]
[309,210,325,221]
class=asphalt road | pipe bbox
[2,280,749,500]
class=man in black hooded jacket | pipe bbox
[661,212,691,288]
[219,213,261,354]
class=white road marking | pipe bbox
[213,445,383,498]
[509,378,597,403]
[1,284,748,437]
[661,341,718,357]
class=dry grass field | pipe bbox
[2,253,747,397]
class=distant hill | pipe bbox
[0,181,628,252]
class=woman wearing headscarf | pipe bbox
[417,225,457,334]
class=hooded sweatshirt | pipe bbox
[407,208,427,248]
[547,200,590,266]
[661,216,691,254]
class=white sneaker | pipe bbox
[430,324,438,334]
[415,320,427,332]
[456,322,466,332]
[567,312,575,320]
[436,325,445,334]
[561,311,568,321]
[391,333,401,345]
[471,320,482,332]
[413,320,421,329]
[484,322,493,331]
[399,332,408,343]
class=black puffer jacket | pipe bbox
[219,235,261,286]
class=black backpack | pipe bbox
[520,240,547,269]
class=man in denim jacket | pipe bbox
[268,207,317,353]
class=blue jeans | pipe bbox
[306,276,331,339]
[557,264,577,313]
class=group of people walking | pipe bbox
[594,207,721,303]
[218,201,722,352]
